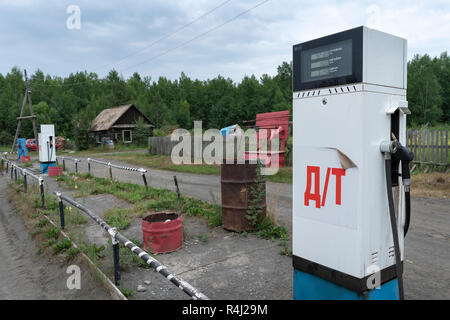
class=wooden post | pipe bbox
[11,69,39,153]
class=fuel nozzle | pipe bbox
[392,141,414,191]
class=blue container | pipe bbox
[40,162,56,174]
[293,269,399,300]
[17,138,28,161]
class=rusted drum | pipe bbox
[221,160,266,232]
[142,212,183,253]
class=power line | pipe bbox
[29,0,270,88]
[120,0,270,72]
[96,0,233,71]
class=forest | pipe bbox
[0,52,448,149]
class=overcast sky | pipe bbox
[0,0,448,82]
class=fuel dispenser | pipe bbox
[17,138,28,162]
[292,26,413,300]
[39,124,56,174]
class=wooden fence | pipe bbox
[149,129,449,166]
[406,129,448,165]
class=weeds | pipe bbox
[119,286,133,298]
[104,208,132,230]
[44,226,60,240]
[52,238,72,254]
[197,234,209,243]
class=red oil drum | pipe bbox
[142,213,183,253]
[48,166,63,177]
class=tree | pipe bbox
[407,54,443,125]
[432,52,450,122]
[133,117,149,146]
[72,112,92,150]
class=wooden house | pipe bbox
[90,104,154,144]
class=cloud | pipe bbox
[0,0,448,83]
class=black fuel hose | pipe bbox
[385,158,405,300]
[404,191,411,236]
[394,143,413,238]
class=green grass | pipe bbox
[104,208,132,231]
[60,144,147,157]
[103,153,293,183]
[59,173,223,228]
[52,238,72,254]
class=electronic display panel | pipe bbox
[293,27,363,91]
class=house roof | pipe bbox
[90,104,154,131]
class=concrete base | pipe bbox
[293,269,399,300]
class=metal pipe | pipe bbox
[23,172,27,193]
[57,192,65,230]
[40,178,45,208]
[109,228,121,285]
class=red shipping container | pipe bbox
[48,166,63,177]
[21,156,31,163]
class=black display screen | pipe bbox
[293,26,363,91]
[301,39,352,82]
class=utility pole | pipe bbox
[11,69,39,153]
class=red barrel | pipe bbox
[48,166,63,177]
[142,213,183,253]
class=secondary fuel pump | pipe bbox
[39,124,57,174]
[292,26,413,300]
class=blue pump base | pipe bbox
[293,269,399,300]
[40,162,56,174]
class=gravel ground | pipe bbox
[0,172,112,300]
[3,155,449,300]
[60,156,450,300]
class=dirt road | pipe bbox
[0,173,112,299]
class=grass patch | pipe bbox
[101,153,293,183]
[52,238,72,254]
[59,173,223,228]
[104,208,132,231]
[119,286,133,298]
[411,171,449,199]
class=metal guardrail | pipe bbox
[54,192,209,300]
[2,155,208,300]
[56,156,81,172]
[2,157,45,207]
[56,156,149,188]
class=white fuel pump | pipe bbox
[39,124,56,174]
[292,26,413,300]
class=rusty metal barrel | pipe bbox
[221,160,266,232]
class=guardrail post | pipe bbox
[173,175,181,204]
[56,192,65,230]
[63,158,66,171]
[108,227,121,285]
[23,171,27,193]
[1,158,3,171]
[75,159,78,173]
[14,166,17,182]
[10,165,13,180]
[6,161,9,174]
[39,178,45,208]
[87,158,91,176]
[108,162,112,181]
[139,168,148,189]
